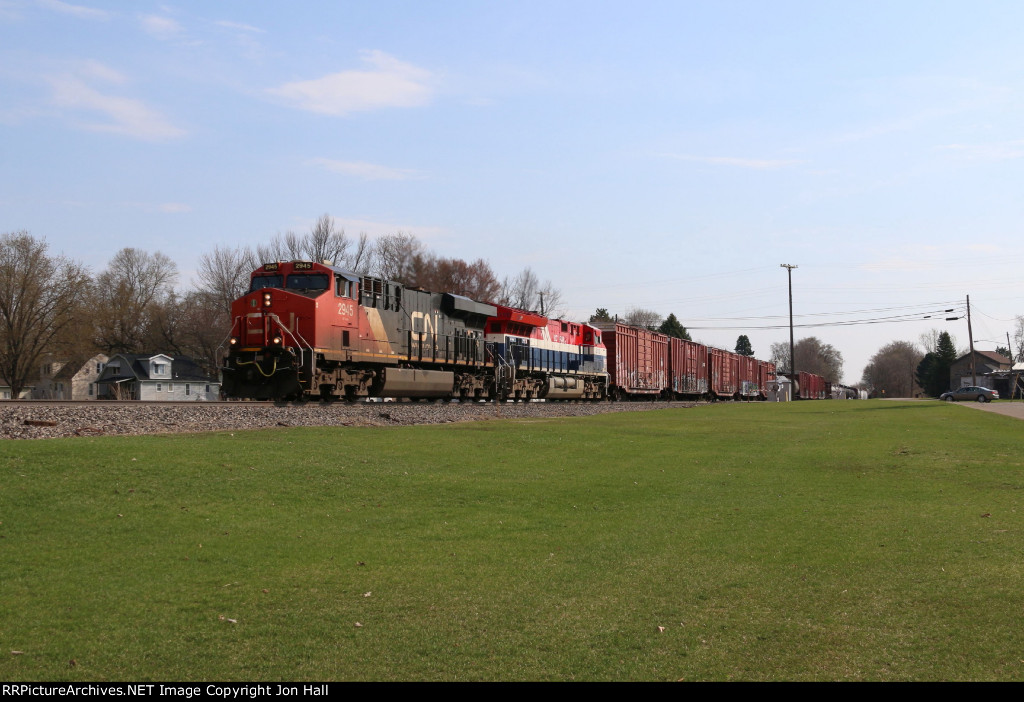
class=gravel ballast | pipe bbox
[0,400,701,440]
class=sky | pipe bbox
[2,0,1023,384]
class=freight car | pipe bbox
[781,371,828,400]
[593,322,668,399]
[596,322,775,401]
[222,261,607,401]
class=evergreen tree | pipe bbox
[917,332,956,396]
[589,308,612,324]
[915,352,938,396]
[735,334,754,356]
[658,313,691,340]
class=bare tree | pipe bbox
[623,307,663,330]
[348,232,373,272]
[148,290,228,376]
[497,267,564,315]
[93,248,178,354]
[372,232,425,281]
[1013,316,1024,363]
[862,340,923,397]
[196,245,255,313]
[499,268,538,310]
[771,336,844,383]
[254,214,371,271]
[0,232,92,397]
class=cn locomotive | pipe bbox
[221,259,819,402]
[221,260,607,401]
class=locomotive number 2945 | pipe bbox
[337,302,356,317]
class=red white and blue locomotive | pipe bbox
[222,259,800,402]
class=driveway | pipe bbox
[958,401,1024,420]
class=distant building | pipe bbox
[0,385,32,400]
[33,354,109,400]
[95,354,220,401]
[950,350,1011,389]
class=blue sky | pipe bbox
[2,0,1023,383]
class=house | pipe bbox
[0,385,32,399]
[950,350,1012,389]
[32,354,109,400]
[96,354,221,401]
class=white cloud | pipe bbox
[36,0,109,20]
[44,61,186,140]
[269,50,434,116]
[309,158,420,181]
[75,58,127,84]
[664,154,803,170]
[938,140,1024,161]
[139,14,182,39]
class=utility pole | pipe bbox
[967,294,976,386]
[781,264,797,395]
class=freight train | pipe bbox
[221,260,823,402]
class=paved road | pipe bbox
[957,400,1024,420]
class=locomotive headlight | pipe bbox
[229,337,238,346]
[262,292,272,307]
[272,336,282,345]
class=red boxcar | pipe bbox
[668,337,709,398]
[797,371,826,399]
[737,354,760,400]
[708,347,739,399]
[758,361,777,400]
[595,323,668,399]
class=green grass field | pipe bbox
[2,400,1023,681]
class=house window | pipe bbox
[205,385,210,393]
[153,363,166,375]
[167,383,173,392]
[185,384,191,396]
[88,383,93,396]
[96,362,104,374]
[156,383,162,392]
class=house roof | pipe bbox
[51,353,109,382]
[954,350,1011,365]
[105,354,217,383]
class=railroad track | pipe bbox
[1,398,705,440]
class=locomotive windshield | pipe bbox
[285,273,330,295]
[250,275,284,291]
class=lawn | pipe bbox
[1,400,1022,681]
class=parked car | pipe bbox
[940,386,999,403]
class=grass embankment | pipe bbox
[1,400,1023,681]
